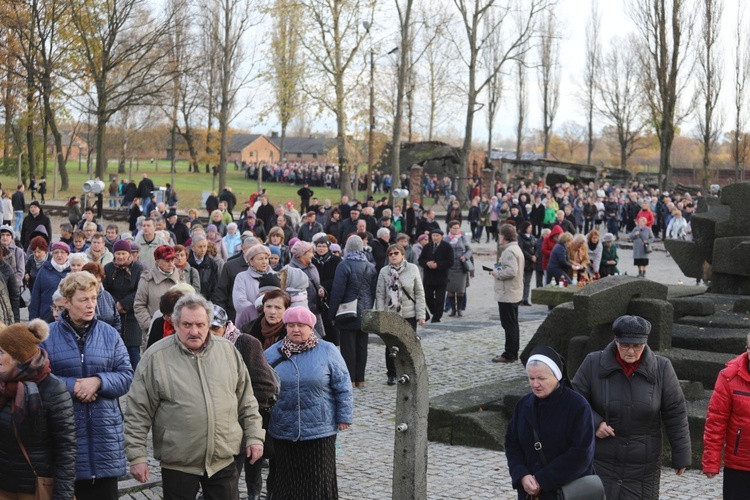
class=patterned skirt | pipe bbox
[270,434,338,499]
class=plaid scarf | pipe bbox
[0,349,51,423]
[386,260,407,314]
[280,331,319,359]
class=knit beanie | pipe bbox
[344,235,364,253]
[113,240,131,253]
[0,320,49,363]
[291,240,313,259]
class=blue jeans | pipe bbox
[13,211,23,234]
[127,346,141,371]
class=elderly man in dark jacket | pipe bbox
[418,228,454,323]
[572,315,691,500]
[104,240,144,370]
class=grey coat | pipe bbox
[572,341,691,500]
[629,225,654,260]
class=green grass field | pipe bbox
[1,159,441,211]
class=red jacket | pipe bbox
[703,352,750,473]
[636,209,654,228]
[541,225,564,270]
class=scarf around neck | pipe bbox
[0,349,51,423]
[313,251,332,267]
[261,317,285,349]
[344,249,369,262]
[222,321,241,345]
[280,331,319,359]
[51,259,70,273]
[386,261,407,313]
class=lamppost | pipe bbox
[362,21,397,201]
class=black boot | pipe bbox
[456,296,463,317]
[449,298,457,317]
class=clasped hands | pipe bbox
[74,377,101,403]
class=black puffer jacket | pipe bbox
[188,251,220,302]
[103,260,144,349]
[0,372,77,499]
[518,233,537,272]
[572,341,691,500]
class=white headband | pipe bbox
[527,354,563,381]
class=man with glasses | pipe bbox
[703,333,750,498]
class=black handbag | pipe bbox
[531,427,606,500]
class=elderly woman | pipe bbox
[445,220,471,317]
[234,245,275,327]
[188,235,220,302]
[375,243,426,385]
[666,209,688,240]
[289,240,326,339]
[505,346,596,499]
[206,224,229,262]
[24,235,48,293]
[572,315,691,499]
[568,234,590,282]
[41,272,133,499]
[82,262,122,334]
[586,230,603,278]
[173,244,201,292]
[265,307,353,498]
[209,209,227,236]
[328,236,377,387]
[599,233,620,278]
[629,216,655,278]
[0,320,77,499]
[29,241,71,323]
[68,252,88,273]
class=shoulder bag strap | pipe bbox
[13,421,38,477]
[530,401,549,466]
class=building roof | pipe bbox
[228,134,265,153]
[269,136,335,155]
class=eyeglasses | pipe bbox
[50,305,64,313]
[388,252,401,256]
[617,343,645,352]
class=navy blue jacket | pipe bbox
[41,316,133,481]
[505,385,596,499]
[328,257,377,331]
[545,242,572,284]
[29,261,70,322]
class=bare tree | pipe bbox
[201,0,264,190]
[581,0,600,165]
[297,0,374,199]
[559,121,586,160]
[69,0,173,179]
[537,7,560,159]
[629,0,694,190]
[420,5,454,141]
[731,0,750,181]
[597,36,648,168]
[695,0,723,189]
[198,9,220,169]
[451,0,550,203]
[514,44,527,159]
[483,7,504,164]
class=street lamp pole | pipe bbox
[367,48,375,200]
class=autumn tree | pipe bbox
[297,0,375,199]
[268,0,304,163]
[630,0,693,190]
[559,121,585,160]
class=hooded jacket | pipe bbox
[21,209,51,250]
[703,352,750,474]
[541,225,564,270]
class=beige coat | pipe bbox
[375,262,427,321]
[133,265,188,341]
[493,240,524,303]
[124,334,264,477]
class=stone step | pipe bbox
[678,312,750,329]
[451,410,507,451]
[662,348,735,389]
[672,324,748,354]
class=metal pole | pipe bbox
[17,152,23,186]
[367,48,375,200]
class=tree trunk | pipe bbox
[659,122,674,191]
[391,1,411,206]
[45,101,69,191]
[587,104,594,165]
[95,113,108,179]
[25,72,36,180]
[3,84,12,175]
[180,126,199,172]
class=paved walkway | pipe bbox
[103,222,721,499]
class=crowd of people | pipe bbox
[0,174,744,499]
